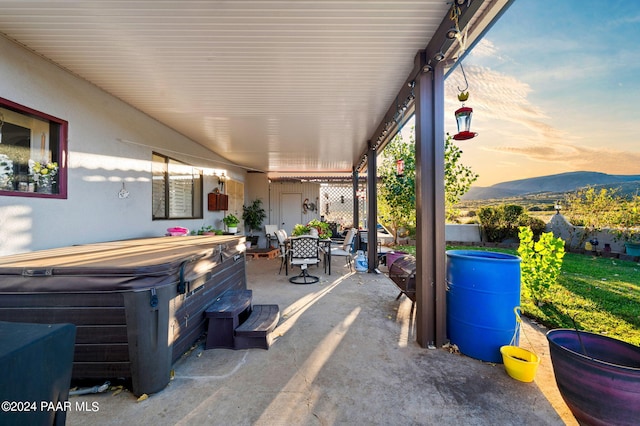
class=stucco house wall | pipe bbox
[0,36,245,256]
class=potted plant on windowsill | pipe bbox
[0,154,14,190]
[222,214,240,234]
[242,199,267,247]
[29,159,58,194]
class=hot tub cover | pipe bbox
[0,235,246,292]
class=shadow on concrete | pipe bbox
[67,256,574,425]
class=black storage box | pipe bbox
[0,321,76,426]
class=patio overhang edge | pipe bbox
[355,0,515,171]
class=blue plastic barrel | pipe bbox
[446,250,521,363]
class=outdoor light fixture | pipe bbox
[217,172,226,193]
[554,203,562,214]
[433,51,445,62]
[446,27,460,39]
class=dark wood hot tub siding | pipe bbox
[0,292,130,379]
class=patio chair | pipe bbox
[264,224,278,248]
[275,229,289,275]
[288,235,321,284]
[330,228,356,271]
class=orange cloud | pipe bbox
[443,52,640,183]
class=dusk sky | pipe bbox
[438,0,640,187]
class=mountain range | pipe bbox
[462,171,640,200]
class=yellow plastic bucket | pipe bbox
[500,345,540,382]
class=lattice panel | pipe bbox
[319,183,367,230]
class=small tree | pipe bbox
[377,129,478,243]
[444,134,479,222]
[562,187,640,247]
[518,226,565,305]
[241,199,266,235]
[612,195,640,242]
[378,133,415,244]
[564,187,619,245]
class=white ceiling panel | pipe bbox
[0,0,504,176]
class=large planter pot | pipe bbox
[385,251,408,267]
[547,329,640,426]
[624,242,640,257]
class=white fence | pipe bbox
[445,224,482,243]
[444,217,630,254]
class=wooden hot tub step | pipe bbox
[234,304,280,350]
[204,289,253,350]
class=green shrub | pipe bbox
[524,217,547,239]
[478,206,502,242]
[562,187,640,244]
[478,204,529,242]
[502,204,524,223]
[568,217,585,226]
[518,226,565,305]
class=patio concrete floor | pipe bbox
[67,255,577,426]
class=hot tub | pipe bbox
[0,235,246,396]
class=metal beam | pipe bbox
[352,167,359,232]
[366,143,378,272]
[356,0,489,169]
[414,53,447,348]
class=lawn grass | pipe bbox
[392,245,640,346]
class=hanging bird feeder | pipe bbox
[396,159,404,177]
[453,63,477,141]
[453,106,477,140]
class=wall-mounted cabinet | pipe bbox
[207,193,228,211]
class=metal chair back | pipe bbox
[289,236,320,266]
[342,228,357,252]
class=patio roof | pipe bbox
[0,0,511,177]
[0,0,514,349]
